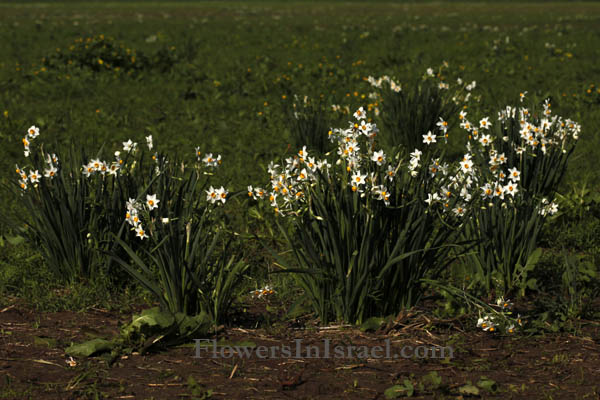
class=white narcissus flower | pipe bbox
[44,165,58,178]
[135,225,148,240]
[371,150,386,166]
[298,146,308,161]
[83,164,94,178]
[254,187,265,199]
[494,184,505,200]
[436,117,449,133]
[146,135,153,150]
[351,171,367,186]
[504,182,518,197]
[90,159,101,171]
[477,315,496,332]
[247,185,255,199]
[146,194,160,210]
[508,167,520,181]
[297,168,308,181]
[202,153,221,168]
[386,165,396,181]
[373,185,390,206]
[108,162,120,176]
[206,186,218,204]
[460,159,473,174]
[358,120,370,135]
[519,91,527,102]
[126,198,139,211]
[123,139,136,152]
[353,107,366,120]
[479,134,491,146]
[452,206,466,217]
[216,187,228,204]
[481,183,493,198]
[425,192,440,206]
[28,169,40,183]
[99,161,108,175]
[125,208,138,227]
[410,149,422,160]
[479,117,491,129]
[423,131,437,145]
[27,125,40,139]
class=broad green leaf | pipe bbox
[66,338,114,357]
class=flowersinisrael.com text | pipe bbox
[193,339,453,360]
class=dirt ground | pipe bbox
[1,298,599,400]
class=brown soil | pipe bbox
[1,299,599,400]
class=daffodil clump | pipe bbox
[254,107,465,324]
[255,88,580,322]
[14,123,245,321]
[453,96,579,295]
[13,125,135,280]
[106,141,246,321]
[13,124,233,291]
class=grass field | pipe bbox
[1,2,600,398]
